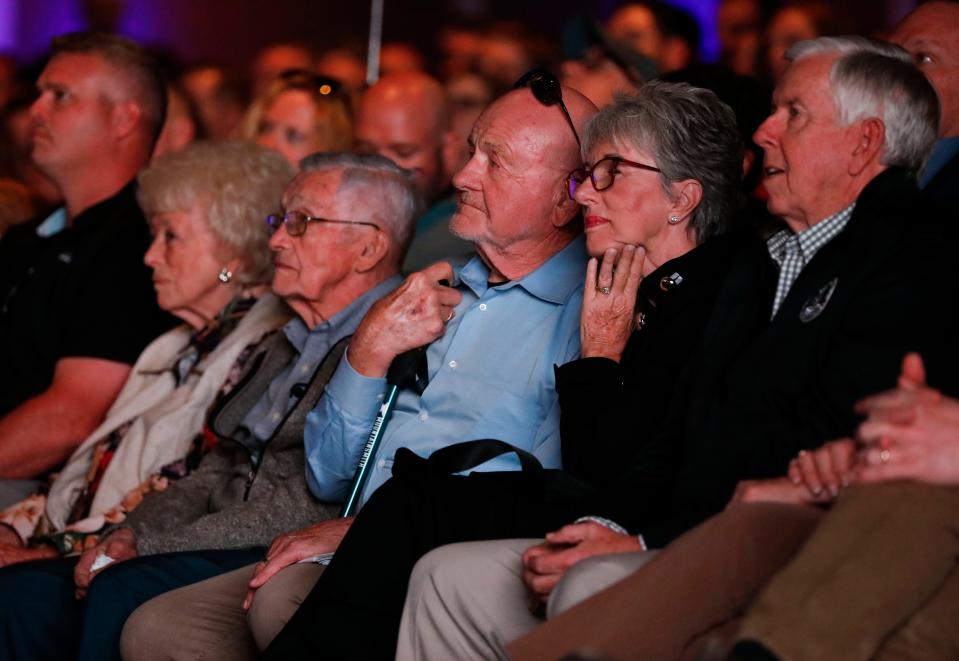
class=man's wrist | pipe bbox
[575,515,629,535]
[346,338,393,378]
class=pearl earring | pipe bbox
[217,267,233,283]
[668,215,681,225]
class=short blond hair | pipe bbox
[137,141,293,285]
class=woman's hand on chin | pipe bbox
[580,245,645,362]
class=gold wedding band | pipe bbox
[597,286,612,295]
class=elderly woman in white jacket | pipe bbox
[0,141,292,562]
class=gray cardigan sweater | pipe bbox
[123,331,347,555]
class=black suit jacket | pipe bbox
[603,168,957,546]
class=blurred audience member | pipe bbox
[0,33,176,496]
[180,64,247,141]
[250,42,314,98]
[444,73,493,175]
[354,70,472,271]
[717,0,766,78]
[560,42,645,108]
[437,25,485,79]
[243,69,352,170]
[766,0,841,81]
[892,0,959,202]
[152,82,198,160]
[379,42,426,77]
[0,55,17,112]
[0,140,292,560]
[477,30,535,90]
[0,179,34,238]
[0,95,62,213]
[606,1,699,73]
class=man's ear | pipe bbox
[848,117,885,176]
[552,183,580,228]
[667,179,703,224]
[354,229,391,273]
[111,100,144,142]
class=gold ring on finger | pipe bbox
[597,286,612,295]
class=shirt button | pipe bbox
[479,303,487,311]
[418,412,429,422]
[378,459,387,468]
[448,360,458,369]
[300,364,312,374]
[271,412,281,422]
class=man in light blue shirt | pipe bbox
[306,234,585,505]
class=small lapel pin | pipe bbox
[799,277,838,323]
[659,272,684,292]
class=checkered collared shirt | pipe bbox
[767,203,856,319]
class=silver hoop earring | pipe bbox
[668,215,681,225]
[218,267,233,284]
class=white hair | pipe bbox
[786,36,940,173]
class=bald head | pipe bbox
[490,84,597,172]
[354,71,451,199]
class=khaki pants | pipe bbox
[120,561,325,661]
[396,539,657,661]
[742,483,959,661]
[508,502,822,661]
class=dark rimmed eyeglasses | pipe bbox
[513,68,581,149]
[567,156,662,199]
[277,69,343,98]
[266,210,381,237]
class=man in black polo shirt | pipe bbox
[0,33,174,499]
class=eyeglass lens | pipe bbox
[266,211,306,236]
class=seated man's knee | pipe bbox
[548,551,657,618]
[121,600,167,661]
[412,543,476,588]
[247,563,325,650]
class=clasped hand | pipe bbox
[347,262,462,378]
[733,353,959,508]
[521,521,643,606]
[73,527,138,599]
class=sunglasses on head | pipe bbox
[513,68,581,149]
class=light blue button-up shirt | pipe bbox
[304,235,587,507]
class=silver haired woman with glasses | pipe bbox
[556,80,744,481]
